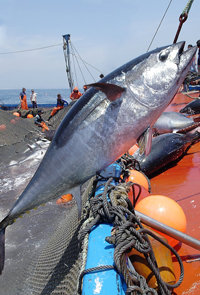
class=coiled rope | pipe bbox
[78,175,184,294]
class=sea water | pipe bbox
[0,88,71,107]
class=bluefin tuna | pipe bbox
[180,98,200,115]
[133,131,200,177]
[0,41,197,274]
[153,111,200,135]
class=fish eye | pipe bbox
[159,50,169,62]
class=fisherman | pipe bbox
[47,94,68,121]
[30,89,37,108]
[70,87,82,101]
[83,85,87,92]
[34,109,49,132]
[19,88,28,110]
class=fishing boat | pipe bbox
[77,89,200,295]
[1,88,198,295]
[151,90,200,294]
[1,1,200,293]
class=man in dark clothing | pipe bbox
[47,94,68,121]
[34,110,49,131]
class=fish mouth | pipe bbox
[169,41,196,70]
[178,41,197,71]
[178,41,185,57]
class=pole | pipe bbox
[63,34,74,93]
[136,210,200,251]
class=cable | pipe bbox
[70,44,87,86]
[0,43,62,55]
[147,0,173,52]
[71,46,79,88]
[71,42,97,82]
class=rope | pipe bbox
[181,0,194,16]
[147,0,173,52]
[184,92,200,99]
[173,0,195,43]
[78,176,184,294]
[71,42,97,83]
[78,265,115,294]
[0,43,62,55]
[70,43,87,86]
[70,45,80,88]
[119,155,151,193]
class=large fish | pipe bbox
[133,131,200,177]
[180,98,200,115]
[0,41,196,274]
[153,111,200,135]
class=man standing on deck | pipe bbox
[30,89,37,108]
[19,88,28,110]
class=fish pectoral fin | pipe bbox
[85,82,125,102]
[67,186,82,219]
[0,228,5,275]
[137,127,153,156]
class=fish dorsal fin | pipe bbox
[137,127,153,156]
[85,82,125,102]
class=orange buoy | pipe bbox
[13,111,20,117]
[0,124,6,131]
[56,193,73,204]
[27,114,33,118]
[127,169,150,192]
[128,144,139,156]
[128,228,176,289]
[135,195,187,247]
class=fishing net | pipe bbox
[0,105,71,162]
[19,178,94,295]
[0,107,183,295]
[16,175,183,295]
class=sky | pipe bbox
[0,0,199,90]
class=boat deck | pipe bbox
[151,91,200,294]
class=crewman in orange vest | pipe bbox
[70,87,82,101]
[83,85,87,92]
[19,88,28,110]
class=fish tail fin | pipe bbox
[0,215,10,275]
[0,227,6,275]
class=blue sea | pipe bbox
[0,88,71,108]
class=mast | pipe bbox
[63,34,74,93]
